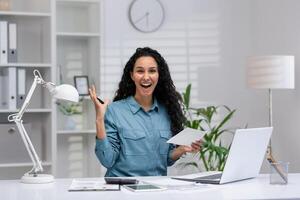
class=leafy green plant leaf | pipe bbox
[183,84,191,110]
[180,84,237,172]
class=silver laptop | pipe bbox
[172,127,273,184]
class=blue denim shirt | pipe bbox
[95,96,176,177]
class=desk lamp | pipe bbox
[8,69,79,184]
[247,55,295,163]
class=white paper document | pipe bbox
[144,178,212,191]
[144,178,198,189]
[173,171,221,180]
[69,179,120,192]
[167,128,205,146]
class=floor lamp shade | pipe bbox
[247,56,295,89]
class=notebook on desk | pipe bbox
[172,127,273,184]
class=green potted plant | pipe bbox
[181,84,236,171]
[57,101,82,116]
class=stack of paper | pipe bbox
[68,179,120,192]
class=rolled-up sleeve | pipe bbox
[95,107,120,168]
[167,143,176,166]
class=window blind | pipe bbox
[100,14,220,105]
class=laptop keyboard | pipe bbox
[195,173,222,180]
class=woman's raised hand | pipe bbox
[89,85,109,120]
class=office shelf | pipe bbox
[56,0,99,33]
[0,0,53,180]
[56,32,100,38]
[57,0,100,4]
[0,16,51,63]
[55,0,102,178]
[0,109,52,113]
[0,63,52,68]
[0,11,51,17]
[0,162,52,168]
[57,129,96,134]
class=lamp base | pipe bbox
[21,173,54,184]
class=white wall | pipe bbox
[196,0,271,172]
[251,0,300,172]
[101,0,300,173]
[101,0,222,103]
[198,0,268,126]
[198,0,300,172]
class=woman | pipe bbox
[89,47,201,177]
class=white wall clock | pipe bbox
[128,0,165,33]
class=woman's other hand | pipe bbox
[171,140,203,161]
[181,139,203,153]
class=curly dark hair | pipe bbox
[113,47,185,135]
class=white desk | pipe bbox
[0,174,300,200]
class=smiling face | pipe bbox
[130,56,159,100]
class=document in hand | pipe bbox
[167,128,205,146]
[68,179,120,192]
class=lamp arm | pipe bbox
[17,73,45,119]
[15,119,43,174]
[7,72,45,175]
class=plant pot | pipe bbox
[64,114,83,130]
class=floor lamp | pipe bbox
[247,55,295,163]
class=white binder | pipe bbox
[8,23,17,62]
[0,74,2,109]
[0,21,8,64]
[17,68,26,108]
[1,67,16,110]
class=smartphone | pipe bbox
[104,177,138,185]
[97,97,104,104]
[122,184,166,192]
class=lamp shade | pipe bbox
[247,55,295,89]
[52,84,79,102]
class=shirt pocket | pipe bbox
[159,130,171,155]
[122,129,147,156]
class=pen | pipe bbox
[97,97,104,104]
[267,155,288,183]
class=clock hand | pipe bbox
[134,12,148,24]
[146,12,149,28]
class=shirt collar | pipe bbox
[127,96,159,114]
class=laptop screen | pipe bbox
[219,127,272,184]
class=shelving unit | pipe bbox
[0,0,103,180]
[0,63,52,68]
[0,11,51,17]
[57,129,96,134]
[0,109,52,113]
[54,0,102,178]
[0,161,52,168]
[56,32,100,37]
[0,0,54,180]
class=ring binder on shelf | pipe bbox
[1,67,17,110]
[0,21,8,64]
[17,68,26,108]
[8,23,17,63]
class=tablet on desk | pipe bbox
[123,184,166,192]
